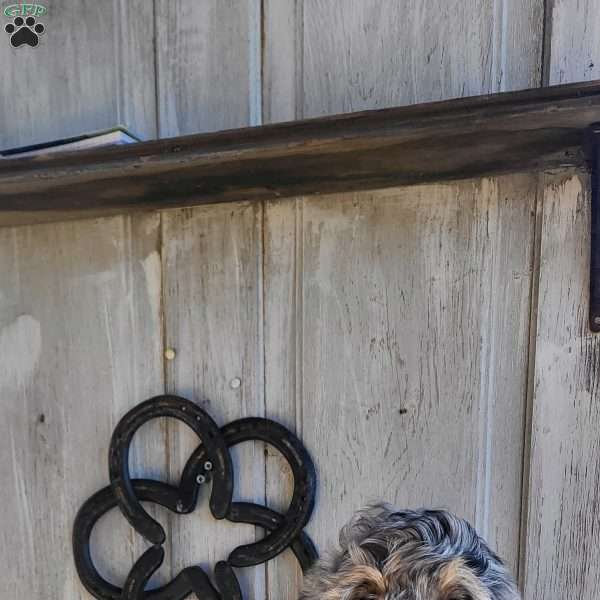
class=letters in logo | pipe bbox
[4,3,47,18]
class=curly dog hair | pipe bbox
[300,505,520,600]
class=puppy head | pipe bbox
[300,505,520,600]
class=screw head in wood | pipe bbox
[196,474,206,485]
[165,348,176,360]
[230,377,241,389]
[204,461,213,471]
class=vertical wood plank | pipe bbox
[546,0,600,84]
[301,178,534,568]
[162,203,266,598]
[114,0,158,140]
[156,3,266,595]
[520,5,600,597]
[0,215,165,598]
[263,198,304,599]
[264,0,543,121]
[264,177,536,598]
[522,173,600,599]
[0,0,156,149]
[155,0,261,136]
[263,0,302,123]
[0,2,160,597]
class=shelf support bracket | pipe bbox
[586,124,600,332]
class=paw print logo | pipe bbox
[5,15,45,47]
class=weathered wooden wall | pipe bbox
[0,2,598,599]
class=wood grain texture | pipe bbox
[518,7,600,597]
[522,173,600,599]
[161,203,266,598]
[262,4,545,598]
[155,5,268,596]
[0,1,161,598]
[263,198,305,599]
[546,0,600,85]
[264,0,543,121]
[0,215,165,598]
[263,0,302,123]
[155,0,261,136]
[2,81,598,227]
[0,3,582,600]
[0,2,161,598]
[114,0,158,140]
[0,0,156,150]
[263,176,536,598]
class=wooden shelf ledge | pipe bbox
[2,81,600,226]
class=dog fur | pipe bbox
[300,505,520,600]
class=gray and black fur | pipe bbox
[301,505,520,600]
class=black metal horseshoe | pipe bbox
[75,432,316,599]
[226,502,318,572]
[73,479,246,600]
[123,545,226,600]
[73,479,181,599]
[181,417,317,568]
[108,395,233,545]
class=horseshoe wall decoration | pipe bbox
[72,394,318,600]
